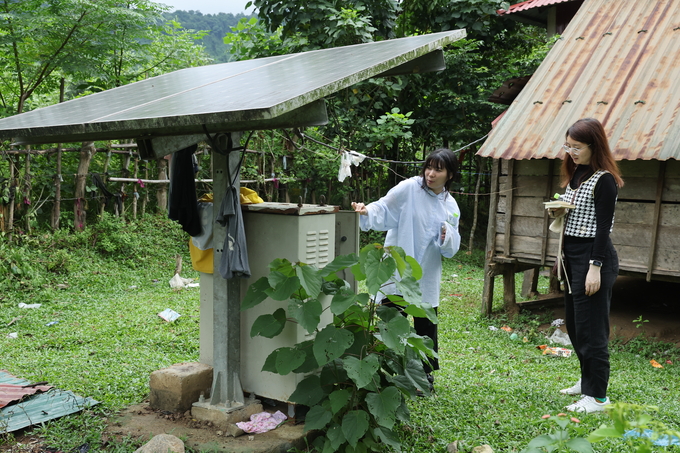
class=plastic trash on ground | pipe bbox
[541,346,572,357]
[158,308,181,322]
[623,429,680,446]
[169,273,195,289]
[18,303,41,309]
[548,328,572,346]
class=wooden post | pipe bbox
[503,264,520,317]
[132,158,139,220]
[646,161,666,282]
[156,157,169,213]
[481,159,500,315]
[521,268,539,298]
[142,160,149,216]
[502,159,515,256]
[74,142,96,232]
[540,160,555,265]
[119,150,132,220]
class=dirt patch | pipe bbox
[1,403,308,453]
[103,403,309,453]
[526,275,680,348]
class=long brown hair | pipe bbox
[560,118,624,188]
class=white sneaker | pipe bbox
[560,378,582,395]
[565,395,610,413]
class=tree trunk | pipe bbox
[74,142,96,232]
[51,78,66,230]
[24,149,32,233]
[51,144,62,230]
[6,156,16,240]
[99,149,112,217]
[156,157,169,214]
[468,155,484,253]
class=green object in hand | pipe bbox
[554,193,560,199]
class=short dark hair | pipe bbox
[420,148,459,193]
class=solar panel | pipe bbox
[0,31,465,146]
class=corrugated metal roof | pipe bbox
[499,0,576,15]
[0,383,53,409]
[0,370,98,433]
[479,0,680,161]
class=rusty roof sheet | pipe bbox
[479,0,680,161]
[0,370,98,433]
[499,0,576,15]
[0,383,53,409]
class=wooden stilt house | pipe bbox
[477,0,680,314]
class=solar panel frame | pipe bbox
[0,31,465,145]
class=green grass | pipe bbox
[401,252,680,453]
[1,220,679,452]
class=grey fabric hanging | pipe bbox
[216,185,250,279]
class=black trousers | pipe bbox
[381,299,439,373]
[563,237,618,398]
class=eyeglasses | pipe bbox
[562,143,590,156]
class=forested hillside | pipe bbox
[163,10,256,62]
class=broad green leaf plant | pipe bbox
[241,244,438,452]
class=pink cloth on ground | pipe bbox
[236,410,287,433]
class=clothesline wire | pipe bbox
[298,130,489,165]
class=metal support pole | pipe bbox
[209,143,244,409]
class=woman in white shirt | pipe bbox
[351,148,461,387]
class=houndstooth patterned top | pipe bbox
[564,170,615,237]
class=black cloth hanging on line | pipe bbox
[168,144,201,236]
[91,173,123,213]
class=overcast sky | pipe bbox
[161,0,255,15]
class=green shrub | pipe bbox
[243,244,437,452]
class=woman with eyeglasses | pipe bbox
[551,117,624,413]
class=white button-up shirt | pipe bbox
[360,176,461,307]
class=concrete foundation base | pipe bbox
[191,400,264,429]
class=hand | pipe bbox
[549,207,567,218]
[351,202,368,215]
[585,265,601,296]
[440,225,446,242]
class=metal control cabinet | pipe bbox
[199,203,359,403]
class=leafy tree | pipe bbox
[0,0,167,114]
[246,0,399,50]
[0,0,213,235]
[162,10,253,63]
